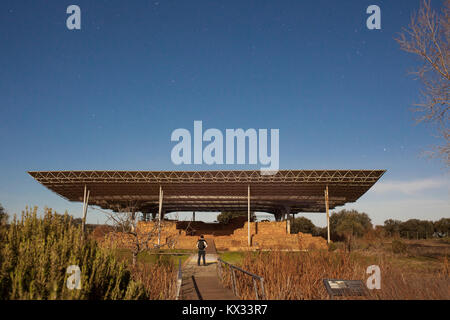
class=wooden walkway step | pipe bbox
[205,237,217,254]
[181,239,237,300]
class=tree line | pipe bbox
[291,209,449,240]
[383,218,449,238]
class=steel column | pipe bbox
[81,185,90,236]
[325,185,330,244]
[248,185,251,246]
[158,185,163,246]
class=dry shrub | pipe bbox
[220,250,364,300]
[0,207,138,299]
[442,256,449,276]
[130,259,177,300]
[368,266,449,300]
[405,244,449,260]
[219,250,450,300]
[392,239,407,254]
[0,207,178,300]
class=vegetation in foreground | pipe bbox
[218,238,450,300]
[0,207,178,300]
[1,203,449,300]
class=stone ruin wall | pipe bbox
[100,217,327,251]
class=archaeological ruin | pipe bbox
[28,170,385,250]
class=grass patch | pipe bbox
[389,255,443,273]
[340,238,449,274]
[349,251,381,266]
[114,248,190,266]
[438,237,450,244]
[218,251,245,265]
[156,248,196,254]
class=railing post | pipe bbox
[217,260,222,278]
[260,278,266,299]
[218,258,264,299]
[176,258,182,300]
[253,278,259,300]
[229,265,234,294]
[231,268,238,297]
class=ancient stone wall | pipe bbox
[99,217,327,251]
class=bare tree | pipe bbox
[104,203,160,267]
[396,0,449,163]
[103,204,191,267]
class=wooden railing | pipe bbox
[175,258,182,300]
[217,258,266,300]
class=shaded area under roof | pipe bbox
[28,170,385,214]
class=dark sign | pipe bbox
[323,279,367,298]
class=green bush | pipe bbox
[434,218,450,235]
[0,207,148,300]
[291,217,316,234]
[328,242,338,252]
[330,209,373,241]
[327,242,346,252]
[392,239,407,254]
[217,211,255,224]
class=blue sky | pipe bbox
[0,0,448,227]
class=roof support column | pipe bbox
[158,185,164,246]
[274,210,282,222]
[325,185,330,244]
[248,185,251,247]
[284,205,291,234]
[130,207,136,232]
[81,185,90,237]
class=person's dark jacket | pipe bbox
[196,239,208,251]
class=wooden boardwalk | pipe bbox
[180,238,237,300]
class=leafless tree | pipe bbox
[103,204,191,267]
[396,0,449,164]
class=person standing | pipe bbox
[196,235,208,266]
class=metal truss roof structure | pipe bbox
[28,170,385,214]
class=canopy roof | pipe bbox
[28,170,385,214]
